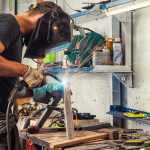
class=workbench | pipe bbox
[19,129,115,150]
[19,127,150,150]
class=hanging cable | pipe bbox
[83,28,94,32]
[63,0,102,16]
[32,59,42,64]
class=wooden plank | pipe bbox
[63,84,75,140]
[19,130,99,145]
[78,122,111,130]
[50,133,108,149]
[65,139,105,147]
[30,118,99,127]
[64,143,112,150]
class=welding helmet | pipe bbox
[24,4,74,58]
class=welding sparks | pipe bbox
[62,80,67,85]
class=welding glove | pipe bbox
[33,83,63,103]
[22,66,46,88]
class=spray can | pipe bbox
[106,38,113,52]
[113,38,123,65]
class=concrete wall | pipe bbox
[56,1,150,129]
[17,0,37,68]
[0,0,37,67]
[122,6,150,133]
[47,72,111,122]
[0,0,9,13]
[47,0,112,122]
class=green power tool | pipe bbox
[47,26,106,67]
[66,31,106,67]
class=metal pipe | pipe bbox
[15,0,17,15]
[102,0,150,16]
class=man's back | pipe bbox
[0,14,23,113]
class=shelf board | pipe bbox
[47,65,132,73]
[107,111,150,125]
[70,0,135,19]
[47,68,93,73]
[93,65,132,72]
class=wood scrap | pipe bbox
[50,133,108,149]
[77,122,111,130]
[63,84,75,140]
[99,128,119,140]
[70,139,105,147]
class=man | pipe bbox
[0,1,64,114]
[0,1,73,149]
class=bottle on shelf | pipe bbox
[92,46,113,66]
[113,38,123,65]
[106,38,113,52]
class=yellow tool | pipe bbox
[124,112,147,118]
[140,148,150,150]
[124,140,144,146]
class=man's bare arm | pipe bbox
[0,40,28,77]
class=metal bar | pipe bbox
[122,107,150,115]
[35,93,62,128]
[47,66,132,73]
[109,105,150,115]
[70,0,135,19]
[35,106,54,128]
[63,84,75,140]
[108,15,122,127]
[70,9,98,18]
[125,12,132,68]
[100,0,135,9]
[15,0,17,15]
[107,111,150,125]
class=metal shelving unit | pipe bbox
[107,105,150,125]
[49,65,133,73]
[70,0,135,18]
[47,1,135,88]
[48,65,133,87]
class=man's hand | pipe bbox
[22,66,46,88]
[33,83,63,102]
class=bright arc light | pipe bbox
[62,80,67,85]
[102,0,150,16]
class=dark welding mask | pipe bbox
[24,4,74,58]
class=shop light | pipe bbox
[102,0,150,16]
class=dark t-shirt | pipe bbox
[0,14,23,113]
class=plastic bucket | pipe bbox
[92,51,113,66]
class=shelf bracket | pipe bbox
[113,72,133,88]
[115,12,127,27]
